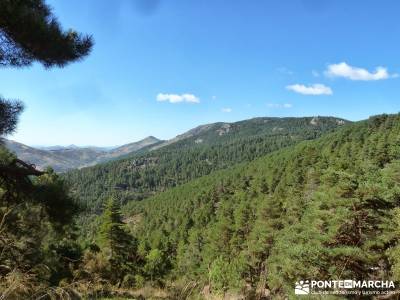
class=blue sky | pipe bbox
[1,0,400,146]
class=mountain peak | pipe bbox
[143,136,160,142]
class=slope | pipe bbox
[65,116,349,211]
[124,113,400,298]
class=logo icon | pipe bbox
[295,280,310,295]
[343,280,354,289]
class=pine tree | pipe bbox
[97,198,138,282]
[0,0,92,68]
[0,97,23,138]
[144,248,164,282]
[0,4,92,293]
[0,0,93,146]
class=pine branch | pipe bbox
[0,159,44,177]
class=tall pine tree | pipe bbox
[97,198,138,283]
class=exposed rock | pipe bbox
[127,157,159,170]
[336,119,346,125]
[216,123,232,136]
[310,117,319,125]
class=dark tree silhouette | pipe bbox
[0,0,93,68]
[0,3,93,297]
[0,0,93,139]
[0,0,93,177]
[0,97,23,137]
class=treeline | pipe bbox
[115,114,400,298]
[64,116,348,212]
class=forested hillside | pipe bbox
[2,0,399,299]
[65,116,348,211]
[3,112,400,299]
[117,113,400,298]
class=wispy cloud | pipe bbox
[325,62,398,81]
[156,93,200,104]
[221,107,232,113]
[277,67,294,76]
[312,70,320,77]
[286,84,332,95]
[267,103,293,108]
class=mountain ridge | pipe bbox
[65,115,351,211]
[4,136,162,172]
[150,115,350,150]
[5,116,350,173]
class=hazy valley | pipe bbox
[4,136,162,172]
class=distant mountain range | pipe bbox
[35,144,116,152]
[4,136,162,172]
[4,116,349,173]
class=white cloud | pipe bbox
[286,84,332,95]
[325,62,397,81]
[156,93,200,104]
[221,107,232,113]
[267,103,293,108]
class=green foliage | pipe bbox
[3,110,400,298]
[0,1,92,296]
[65,116,348,213]
[209,256,246,293]
[133,274,145,288]
[144,248,164,281]
[0,147,81,297]
[90,198,139,284]
[120,114,400,297]
[388,207,400,281]
[32,168,79,228]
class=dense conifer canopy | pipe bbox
[121,114,400,297]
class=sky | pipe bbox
[1,0,400,146]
